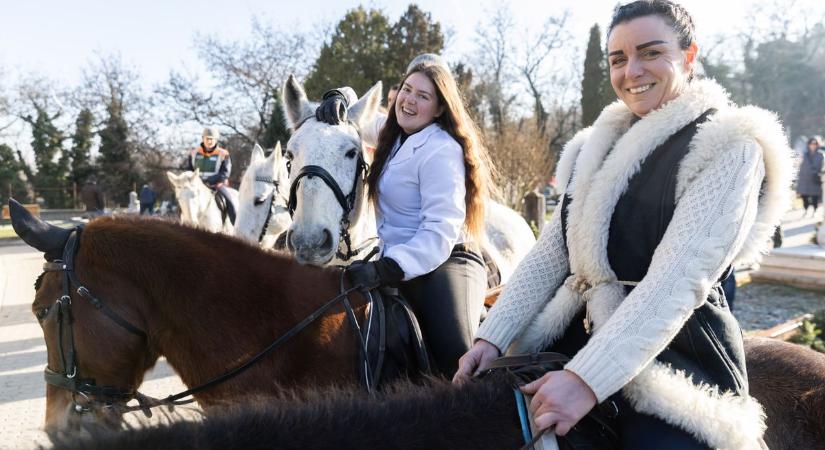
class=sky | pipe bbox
[0,0,816,161]
[1,0,764,86]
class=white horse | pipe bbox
[166,169,236,234]
[234,143,292,248]
[281,75,535,282]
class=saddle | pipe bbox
[213,191,230,224]
[357,287,431,390]
[484,353,620,450]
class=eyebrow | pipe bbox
[402,82,433,97]
[608,40,668,57]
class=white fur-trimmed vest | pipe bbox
[511,79,794,449]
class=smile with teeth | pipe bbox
[401,105,417,116]
[627,84,654,94]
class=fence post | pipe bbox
[523,189,546,234]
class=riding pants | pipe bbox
[399,245,486,378]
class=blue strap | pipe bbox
[513,388,534,450]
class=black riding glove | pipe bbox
[315,89,349,125]
[346,257,405,291]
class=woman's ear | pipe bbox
[684,42,699,70]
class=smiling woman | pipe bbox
[456,1,795,449]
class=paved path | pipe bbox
[0,244,197,450]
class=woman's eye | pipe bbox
[643,50,661,58]
[610,58,626,67]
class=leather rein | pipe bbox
[38,225,368,417]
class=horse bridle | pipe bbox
[39,227,150,415]
[36,225,373,417]
[286,118,376,261]
[254,175,287,244]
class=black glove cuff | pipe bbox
[374,257,405,285]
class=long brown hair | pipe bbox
[366,63,495,242]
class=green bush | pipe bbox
[790,310,825,353]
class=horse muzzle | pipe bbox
[287,227,336,265]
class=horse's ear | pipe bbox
[251,144,265,164]
[166,171,180,185]
[283,75,314,131]
[348,81,382,132]
[267,141,282,163]
[8,198,72,259]
[192,168,200,179]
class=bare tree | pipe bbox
[156,18,316,146]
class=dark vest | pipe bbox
[555,109,748,397]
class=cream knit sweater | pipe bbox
[476,142,764,402]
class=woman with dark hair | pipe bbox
[455,1,792,448]
[797,137,824,216]
[318,62,496,377]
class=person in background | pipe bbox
[80,176,104,218]
[386,83,399,108]
[139,183,156,215]
[796,136,824,217]
[454,1,792,448]
[186,127,237,224]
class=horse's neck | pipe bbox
[196,185,227,232]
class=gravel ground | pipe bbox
[734,282,825,331]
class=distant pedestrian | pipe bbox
[139,184,156,215]
[80,177,104,217]
[796,137,824,217]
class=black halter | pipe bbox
[37,225,374,417]
[286,119,375,261]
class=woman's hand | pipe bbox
[452,339,500,384]
[520,369,597,436]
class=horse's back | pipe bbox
[745,337,825,450]
[483,200,536,283]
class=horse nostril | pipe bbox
[321,229,333,251]
[286,230,296,252]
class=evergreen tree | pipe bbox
[580,24,614,127]
[260,90,290,152]
[0,144,29,204]
[27,106,69,207]
[304,5,444,100]
[98,99,137,205]
[389,5,445,78]
[69,108,95,186]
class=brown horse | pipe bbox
[10,201,825,449]
[13,205,367,430]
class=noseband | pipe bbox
[286,119,375,261]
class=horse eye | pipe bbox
[34,308,49,321]
[345,149,357,159]
[284,151,294,161]
[254,196,266,206]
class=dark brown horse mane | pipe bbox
[48,373,524,450]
